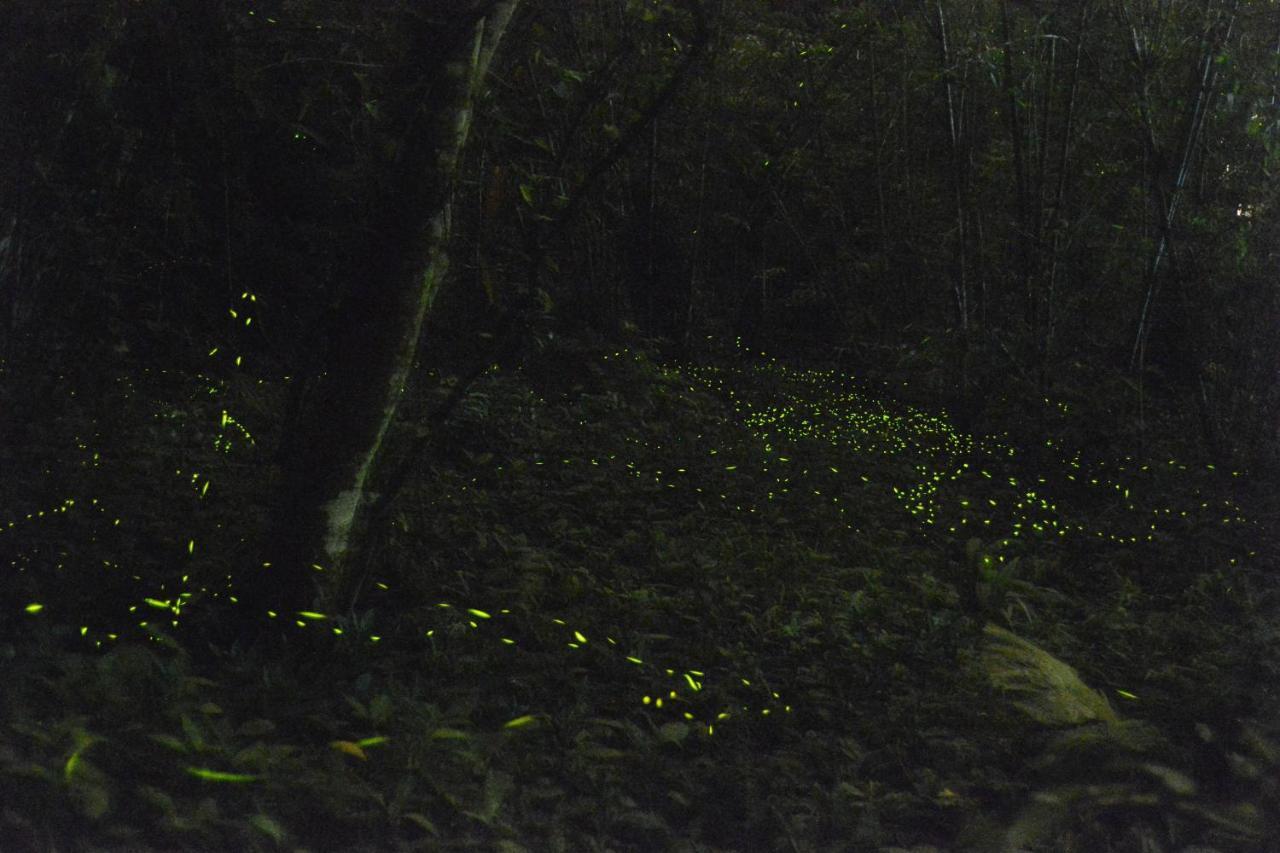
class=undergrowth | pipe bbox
[0,336,1276,851]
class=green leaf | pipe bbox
[431,727,471,740]
[149,733,189,753]
[658,722,690,744]
[73,784,111,820]
[369,693,394,726]
[237,718,277,737]
[404,812,438,834]
[250,813,287,842]
[180,715,205,751]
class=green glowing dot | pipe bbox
[186,767,258,783]
[503,715,538,729]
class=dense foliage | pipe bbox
[1,337,1277,849]
[1,1,1278,850]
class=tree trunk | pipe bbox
[999,0,1033,328]
[935,0,969,332]
[236,1,520,639]
[1040,0,1089,391]
[1126,0,1236,374]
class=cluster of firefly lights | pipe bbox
[6,288,264,636]
[4,337,1255,736]
[5,372,785,734]
[678,347,1252,558]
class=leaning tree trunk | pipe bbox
[236,2,520,639]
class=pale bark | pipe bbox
[247,2,521,630]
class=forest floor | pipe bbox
[1,335,1277,852]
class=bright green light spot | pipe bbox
[503,715,538,729]
[64,750,85,778]
[186,767,258,783]
[467,608,491,619]
[24,603,43,614]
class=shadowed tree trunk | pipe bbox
[232,1,520,641]
[933,0,970,333]
[1039,0,1089,391]
[1119,0,1236,435]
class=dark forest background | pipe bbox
[3,0,1277,461]
[1,1,1279,850]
